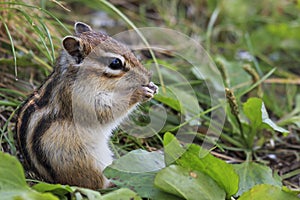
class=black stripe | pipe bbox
[32,115,56,180]
[17,102,35,169]
[35,73,59,108]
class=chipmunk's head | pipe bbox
[61,22,157,107]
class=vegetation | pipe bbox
[0,0,299,199]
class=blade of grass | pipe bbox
[0,100,19,107]
[0,106,20,154]
[11,8,53,62]
[0,88,27,98]
[0,37,52,71]
[281,168,300,180]
[12,8,53,63]
[0,93,21,105]
[39,18,56,63]
[245,32,263,76]
[237,67,276,98]
[14,22,51,61]
[0,1,71,34]
[0,17,18,80]
[31,22,53,63]
[169,102,224,132]
[206,7,220,53]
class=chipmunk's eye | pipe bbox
[109,58,123,70]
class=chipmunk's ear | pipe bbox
[74,22,92,34]
[62,36,84,64]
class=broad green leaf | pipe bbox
[163,133,239,198]
[0,152,58,200]
[72,187,102,200]
[33,183,73,198]
[168,86,202,125]
[282,186,300,196]
[102,188,141,200]
[233,162,282,196]
[0,152,27,190]
[154,81,202,126]
[163,132,186,166]
[176,144,239,198]
[261,102,289,133]
[104,150,180,200]
[154,165,225,200]
[239,184,299,200]
[243,97,263,129]
[108,149,165,173]
[154,88,181,111]
[243,97,288,133]
[0,190,59,200]
[104,167,180,200]
[33,183,102,200]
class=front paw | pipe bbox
[130,82,158,105]
[141,82,158,101]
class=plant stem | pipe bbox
[282,169,300,180]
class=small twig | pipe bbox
[263,78,300,85]
[282,168,300,180]
[50,0,71,12]
[211,151,244,163]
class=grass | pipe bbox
[0,0,299,194]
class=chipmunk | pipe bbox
[16,22,158,189]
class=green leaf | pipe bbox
[105,167,180,200]
[243,97,288,133]
[108,149,165,173]
[0,152,58,200]
[261,102,289,133]
[102,188,141,200]
[176,144,239,198]
[72,187,102,200]
[233,162,282,197]
[282,186,300,196]
[239,184,299,200]
[163,132,186,166]
[33,183,73,198]
[0,190,59,200]
[163,133,239,198]
[33,183,103,200]
[0,152,27,190]
[243,97,263,129]
[154,89,181,111]
[154,165,225,200]
[104,150,179,199]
